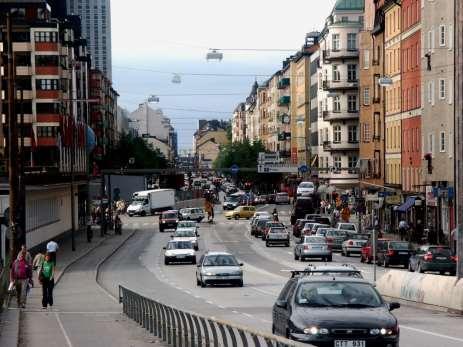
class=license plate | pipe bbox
[436,256,447,260]
[399,252,409,255]
[177,255,185,259]
[334,340,365,347]
[312,246,321,249]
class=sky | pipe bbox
[111,0,337,149]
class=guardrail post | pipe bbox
[192,315,203,347]
[156,302,163,339]
[208,320,219,347]
[251,334,261,347]
[217,322,228,347]
[149,301,156,335]
[237,330,248,347]
[167,307,175,347]
[160,304,167,341]
[180,311,190,347]
[199,317,210,347]
[185,312,196,347]
[226,325,237,347]
[174,309,183,347]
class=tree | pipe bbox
[102,134,168,169]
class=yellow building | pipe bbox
[384,1,402,186]
[258,83,270,150]
[194,121,229,169]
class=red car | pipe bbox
[360,238,391,263]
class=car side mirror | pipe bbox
[170,235,174,238]
[197,234,200,237]
[388,302,400,311]
[162,247,166,250]
[275,299,287,308]
[239,263,244,266]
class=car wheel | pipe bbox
[439,271,445,275]
[341,248,345,256]
[272,325,276,335]
[194,246,199,251]
[159,227,164,233]
[196,278,201,286]
[327,256,333,262]
[346,250,350,257]
[408,262,414,272]
[294,253,299,260]
[450,271,456,276]
[417,263,424,273]
[285,242,290,247]
[367,256,372,264]
[383,258,389,268]
[300,256,305,262]
[141,211,146,217]
[192,258,197,265]
[234,215,239,220]
[236,280,243,287]
[200,277,206,287]
[164,259,169,265]
[360,254,365,263]
[265,241,270,247]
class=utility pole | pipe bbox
[6,13,19,260]
[18,88,26,247]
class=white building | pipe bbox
[67,0,112,79]
[315,0,363,189]
[130,103,172,142]
[245,82,259,143]
[116,106,130,138]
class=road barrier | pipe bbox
[119,285,311,347]
[376,270,463,314]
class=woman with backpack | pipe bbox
[39,253,55,309]
[10,252,32,308]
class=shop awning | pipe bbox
[396,197,415,212]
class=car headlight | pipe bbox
[162,221,166,223]
[203,272,214,276]
[370,327,397,336]
[303,327,329,335]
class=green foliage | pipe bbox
[213,140,265,180]
[102,134,168,169]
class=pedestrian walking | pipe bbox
[10,252,32,308]
[46,240,59,266]
[399,219,408,241]
[32,251,45,277]
[20,245,32,265]
[39,253,55,309]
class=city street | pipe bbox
[98,206,463,347]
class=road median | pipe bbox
[377,270,463,314]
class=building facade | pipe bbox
[232,103,246,143]
[194,120,229,170]
[66,0,112,79]
[316,0,364,189]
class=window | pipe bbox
[342,16,348,22]
[333,156,342,171]
[348,156,357,171]
[439,25,446,46]
[348,125,358,143]
[332,34,340,51]
[347,64,357,81]
[333,96,341,112]
[427,81,432,103]
[36,79,59,90]
[363,50,370,69]
[363,87,370,105]
[333,125,342,143]
[449,24,453,50]
[348,95,357,112]
[428,133,435,156]
[427,30,432,53]
[363,123,371,142]
[37,126,58,137]
[347,33,357,50]
[34,31,58,43]
[373,112,381,139]
[332,65,340,81]
[439,79,446,99]
[440,131,446,152]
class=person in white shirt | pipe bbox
[46,240,58,266]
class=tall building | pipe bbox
[66,0,112,79]
[316,0,364,189]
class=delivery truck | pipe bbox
[127,189,175,216]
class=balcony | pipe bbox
[36,113,60,123]
[2,113,33,124]
[319,169,359,184]
[35,42,58,52]
[37,137,58,147]
[36,90,60,99]
[322,110,359,122]
[278,96,291,106]
[278,78,290,89]
[322,141,359,151]
[323,49,359,61]
[35,66,59,75]
[322,79,358,91]
[16,66,32,76]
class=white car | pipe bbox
[296,181,315,196]
[163,240,196,265]
[172,227,199,250]
[179,207,205,222]
[251,211,271,224]
[336,222,358,233]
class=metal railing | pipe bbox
[119,286,311,347]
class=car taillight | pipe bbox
[451,255,458,263]
[327,244,332,250]
[387,249,395,257]
[326,237,333,243]
[348,240,354,246]
[304,245,311,250]
[423,252,433,261]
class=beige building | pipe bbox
[245,82,260,143]
[194,121,229,169]
[421,0,455,235]
[232,103,246,143]
[258,82,271,150]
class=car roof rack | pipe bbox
[282,266,361,278]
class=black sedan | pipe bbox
[272,277,400,347]
[408,245,456,275]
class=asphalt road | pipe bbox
[98,204,463,347]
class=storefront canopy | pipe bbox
[396,197,415,212]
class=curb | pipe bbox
[381,294,463,315]
[95,229,138,301]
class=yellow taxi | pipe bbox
[225,206,256,220]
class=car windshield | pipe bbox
[203,255,239,266]
[167,241,193,250]
[390,242,410,250]
[258,219,270,226]
[131,200,144,205]
[303,223,314,229]
[163,213,177,219]
[267,222,284,228]
[175,229,195,237]
[270,228,286,233]
[305,237,326,243]
[340,224,355,230]
[225,196,239,202]
[429,247,452,256]
[178,222,196,228]
[299,183,314,189]
[296,282,383,308]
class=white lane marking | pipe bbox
[249,287,278,297]
[55,312,74,347]
[206,300,214,305]
[243,313,253,318]
[217,305,225,309]
[401,325,463,342]
[287,252,292,255]
[232,310,239,314]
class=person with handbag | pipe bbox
[32,251,45,277]
[40,253,55,309]
[10,252,32,308]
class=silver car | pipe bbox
[294,236,332,262]
[341,233,369,256]
[266,227,290,247]
[316,228,347,251]
[196,252,243,287]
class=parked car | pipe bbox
[275,192,290,204]
[159,210,179,232]
[360,238,391,264]
[294,236,332,262]
[266,226,290,247]
[253,218,272,237]
[262,221,286,240]
[224,206,256,220]
[179,207,205,222]
[272,276,400,346]
[296,181,315,196]
[163,240,196,265]
[336,222,358,233]
[315,228,347,251]
[376,241,413,268]
[293,219,311,238]
[408,245,456,275]
[341,233,370,256]
[172,227,199,250]
[196,252,243,287]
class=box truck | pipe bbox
[127,189,175,216]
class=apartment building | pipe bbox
[245,82,259,143]
[258,82,270,149]
[316,0,364,189]
[359,0,385,189]
[194,120,229,170]
[309,49,321,176]
[421,0,455,235]
[231,102,246,143]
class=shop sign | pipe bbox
[385,195,401,205]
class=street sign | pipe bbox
[298,164,308,173]
[230,164,240,174]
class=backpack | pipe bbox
[14,260,29,279]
